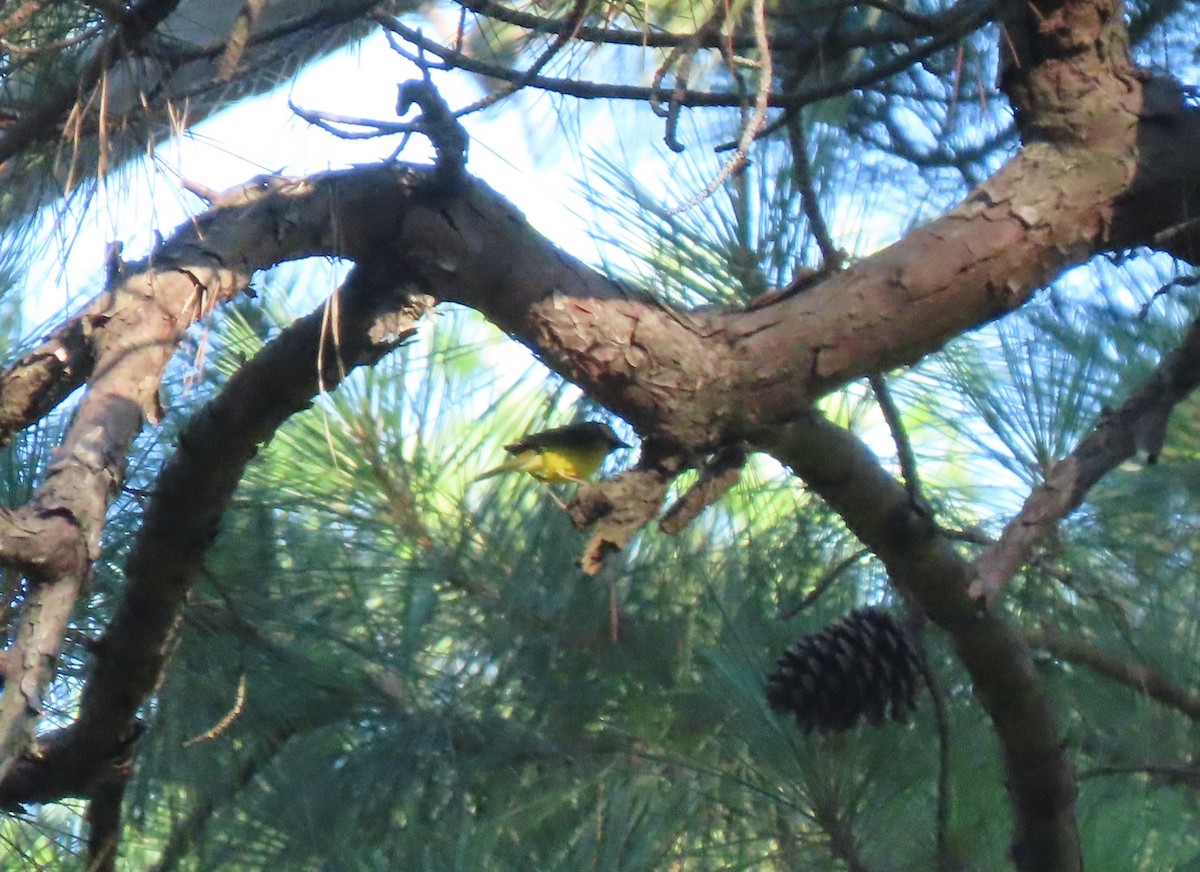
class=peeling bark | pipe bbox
[2,0,1200,868]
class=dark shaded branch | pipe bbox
[1080,762,1200,788]
[396,80,470,192]
[374,0,997,113]
[786,115,841,267]
[767,413,1079,871]
[659,444,746,535]
[919,652,954,872]
[0,171,361,773]
[84,767,131,872]
[869,372,922,500]
[0,0,183,165]
[777,548,870,619]
[1029,626,1200,722]
[0,719,142,810]
[52,277,430,804]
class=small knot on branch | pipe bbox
[396,80,469,194]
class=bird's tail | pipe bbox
[470,458,519,483]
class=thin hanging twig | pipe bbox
[666,0,772,214]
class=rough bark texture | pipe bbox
[1,0,1200,868]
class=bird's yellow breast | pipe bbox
[518,444,610,483]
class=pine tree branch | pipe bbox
[973,314,1200,603]
[374,0,996,113]
[766,412,1080,871]
[0,0,183,165]
[1029,626,1200,722]
[60,275,429,804]
[0,168,438,805]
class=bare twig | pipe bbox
[1079,762,1200,788]
[666,0,772,213]
[455,0,591,116]
[182,673,248,747]
[785,116,841,267]
[776,548,870,619]
[869,372,922,501]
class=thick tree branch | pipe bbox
[0,168,431,795]
[767,413,1079,872]
[0,274,430,809]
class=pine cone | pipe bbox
[766,608,924,733]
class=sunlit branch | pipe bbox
[973,314,1200,603]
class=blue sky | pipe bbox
[20,28,607,329]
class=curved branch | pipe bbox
[53,277,430,805]
[767,413,1080,871]
[375,0,997,113]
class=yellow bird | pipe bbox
[474,421,630,484]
